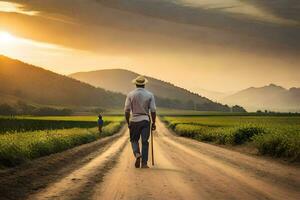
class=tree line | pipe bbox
[0,102,72,116]
[156,97,247,112]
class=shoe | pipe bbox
[135,154,141,168]
[141,164,149,169]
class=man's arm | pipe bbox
[124,95,131,128]
[125,111,131,127]
[151,112,156,130]
[150,94,157,130]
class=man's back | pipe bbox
[125,88,156,122]
[125,75,156,168]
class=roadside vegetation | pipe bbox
[0,116,124,168]
[0,116,123,133]
[162,116,300,162]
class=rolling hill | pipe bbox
[69,69,232,112]
[0,55,125,109]
[192,88,232,101]
[222,84,300,112]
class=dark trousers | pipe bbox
[129,120,150,165]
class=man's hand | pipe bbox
[151,123,156,131]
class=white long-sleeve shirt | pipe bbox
[124,88,156,122]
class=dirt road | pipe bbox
[1,119,299,200]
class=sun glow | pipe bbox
[0,30,130,74]
[0,30,68,51]
[0,1,39,16]
[0,31,15,43]
[0,30,69,63]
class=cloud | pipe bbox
[177,0,299,25]
[0,1,39,16]
[2,0,300,54]
[243,0,300,22]
[0,0,299,91]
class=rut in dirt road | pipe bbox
[15,119,298,200]
[27,132,128,200]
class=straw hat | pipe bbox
[132,75,148,86]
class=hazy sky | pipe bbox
[0,0,299,93]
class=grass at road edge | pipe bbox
[162,116,300,162]
[0,122,124,168]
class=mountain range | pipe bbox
[0,55,125,109]
[1,55,298,113]
[222,84,300,112]
[69,69,300,112]
[192,88,232,101]
[69,69,231,112]
[0,55,233,112]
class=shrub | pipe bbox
[172,124,266,145]
[232,105,247,113]
[230,127,266,145]
[196,129,219,142]
[253,131,300,162]
[102,122,123,137]
[168,121,179,129]
[174,124,201,138]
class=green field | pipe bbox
[162,116,300,162]
[0,116,125,167]
[0,116,124,133]
[20,115,124,122]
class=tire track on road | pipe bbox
[28,131,129,200]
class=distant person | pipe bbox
[124,75,156,169]
[98,114,104,134]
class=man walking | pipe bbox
[124,75,156,168]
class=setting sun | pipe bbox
[0,31,15,43]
